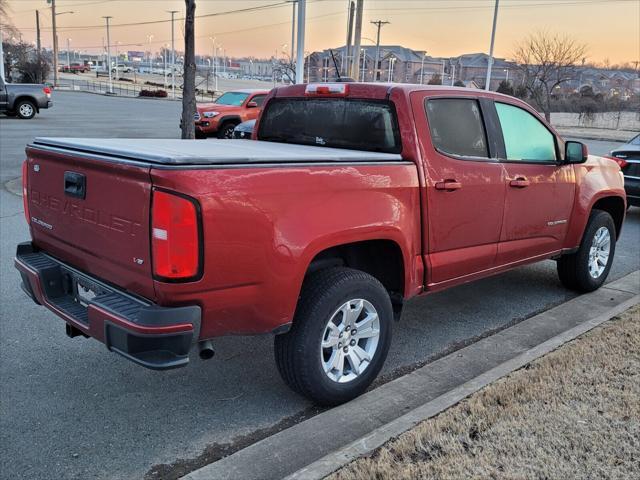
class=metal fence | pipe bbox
[55,78,219,102]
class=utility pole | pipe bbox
[295,0,306,84]
[168,10,178,99]
[103,16,113,94]
[0,24,4,81]
[344,1,355,77]
[485,0,499,91]
[371,20,389,82]
[290,1,296,62]
[350,0,363,80]
[50,0,59,86]
[66,38,71,68]
[36,10,42,82]
[420,51,426,84]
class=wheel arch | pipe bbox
[591,195,625,239]
[303,238,407,320]
[13,95,39,113]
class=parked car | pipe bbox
[15,83,626,405]
[59,63,90,74]
[233,119,256,139]
[194,89,269,138]
[0,77,53,119]
[608,134,640,208]
[111,64,133,74]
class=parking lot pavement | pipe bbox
[1,92,638,480]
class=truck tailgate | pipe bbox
[25,146,156,300]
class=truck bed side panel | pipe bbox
[150,163,421,339]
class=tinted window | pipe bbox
[630,134,640,146]
[215,92,250,106]
[251,94,266,107]
[258,98,401,153]
[426,98,488,158]
[496,102,556,162]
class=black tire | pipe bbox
[274,267,393,406]
[216,122,237,139]
[557,209,616,292]
[15,100,36,119]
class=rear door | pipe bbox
[26,146,156,299]
[411,93,507,287]
[491,101,575,265]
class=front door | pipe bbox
[493,101,575,265]
[412,93,507,287]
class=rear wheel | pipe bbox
[16,100,36,119]
[216,122,237,139]
[557,209,616,292]
[274,267,393,406]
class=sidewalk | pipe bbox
[555,126,635,143]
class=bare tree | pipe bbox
[513,31,587,121]
[180,0,196,139]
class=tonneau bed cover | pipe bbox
[31,138,404,166]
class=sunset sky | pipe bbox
[3,0,639,65]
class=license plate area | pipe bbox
[72,276,104,307]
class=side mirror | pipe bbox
[565,141,588,164]
[246,101,258,108]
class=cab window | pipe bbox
[495,102,557,162]
[250,94,266,107]
[425,98,489,158]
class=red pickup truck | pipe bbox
[15,83,626,405]
[194,89,269,139]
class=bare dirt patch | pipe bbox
[329,305,640,480]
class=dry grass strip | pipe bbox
[329,305,640,480]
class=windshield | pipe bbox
[215,92,250,106]
[258,98,401,153]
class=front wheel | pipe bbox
[216,122,237,139]
[274,267,393,406]
[557,209,616,292]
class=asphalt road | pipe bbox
[1,92,638,480]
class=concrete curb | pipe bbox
[4,177,22,197]
[286,293,639,480]
[181,271,639,480]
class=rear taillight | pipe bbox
[151,189,201,281]
[22,161,30,225]
[43,86,51,97]
[604,155,627,169]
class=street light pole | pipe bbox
[485,0,499,91]
[51,0,59,86]
[147,34,154,73]
[103,16,113,94]
[295,0,306,84]
[168,10,178,98]
[420,52,426,84]
[66,38,71,68]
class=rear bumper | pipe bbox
[14,242,201,370]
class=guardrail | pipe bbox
[55,78,219,102]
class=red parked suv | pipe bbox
[15,83,625,405]
[194,89,269,139]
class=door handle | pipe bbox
[509,177,530,188]
[435,180,462,191]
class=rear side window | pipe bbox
[258,98,401,153]
[425,98,489,158]
[251,94,266,107]
[495,102,557,162]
